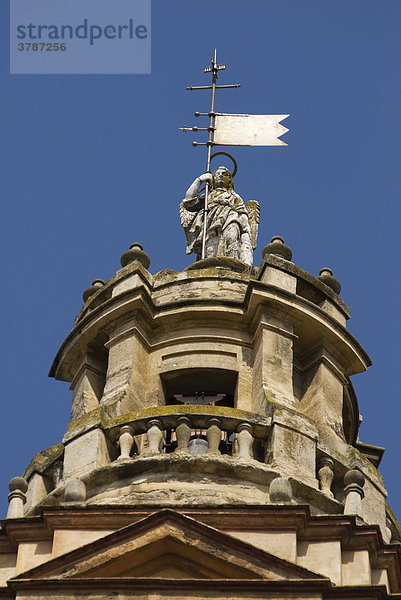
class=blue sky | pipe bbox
[0,0,400,519]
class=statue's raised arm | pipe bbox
[179,166,259,266]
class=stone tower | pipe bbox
[0,192,400,598]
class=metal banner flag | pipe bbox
[214,114,289,146]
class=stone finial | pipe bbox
[344,469,365,519]
[120,243,150,269]
[317,268,341,295]
[64,478,86,503]
[269,477,292,503]
[83,278,105,303]
[9,477,28,493]
[6,477,28,519]
[262,236,292,261]
[317,457,335,498]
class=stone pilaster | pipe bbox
[252,310,297,414]
[265,406,318,488]
[299,345,347,451]
[101,313,150,416]
[70,352,107,421]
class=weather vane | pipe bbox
[180,50,289,261]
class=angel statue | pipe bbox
[179,166,260,266]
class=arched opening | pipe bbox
[160,368,238,455]
[161,367,237,408]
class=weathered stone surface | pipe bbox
[252,311,296,412]
[1,504,400,595]
[185,256,253,273]
[64,479,86,503]
[25,473,51,513]
[269,477,292,503]
[15,540,52,575]
[297,539,342,585]
[8,230,398,600]
[63,428,111,479]
[70,352,107,420]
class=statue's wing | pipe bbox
[179,200,198,253]
[246,200,260,249]
[179,200,195,229]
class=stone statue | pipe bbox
[180,166,260,265]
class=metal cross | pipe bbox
[181,50,240,260]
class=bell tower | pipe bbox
[0,56,400,600]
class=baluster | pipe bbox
[118,425,135,459]
[236,422,253,459]
[317,457,334,497]
[206,418,222,455]
[175,417,191,454]
[146,419,163,454]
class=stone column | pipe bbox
[206,418,222,455]
[7,477,28,519]
[344,469,365,519]
[175,417,191,454]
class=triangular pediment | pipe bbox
[13,510,324,583]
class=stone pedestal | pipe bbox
[63,429,111,479]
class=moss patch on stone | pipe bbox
[185,256,252,274]
[23,443,64,479]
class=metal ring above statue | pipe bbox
[210,151,238,177]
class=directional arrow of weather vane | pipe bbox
[180,50,289,260]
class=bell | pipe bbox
[188,437,208,456]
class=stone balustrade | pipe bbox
[105,405,272,463]
[14,403,376,524]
